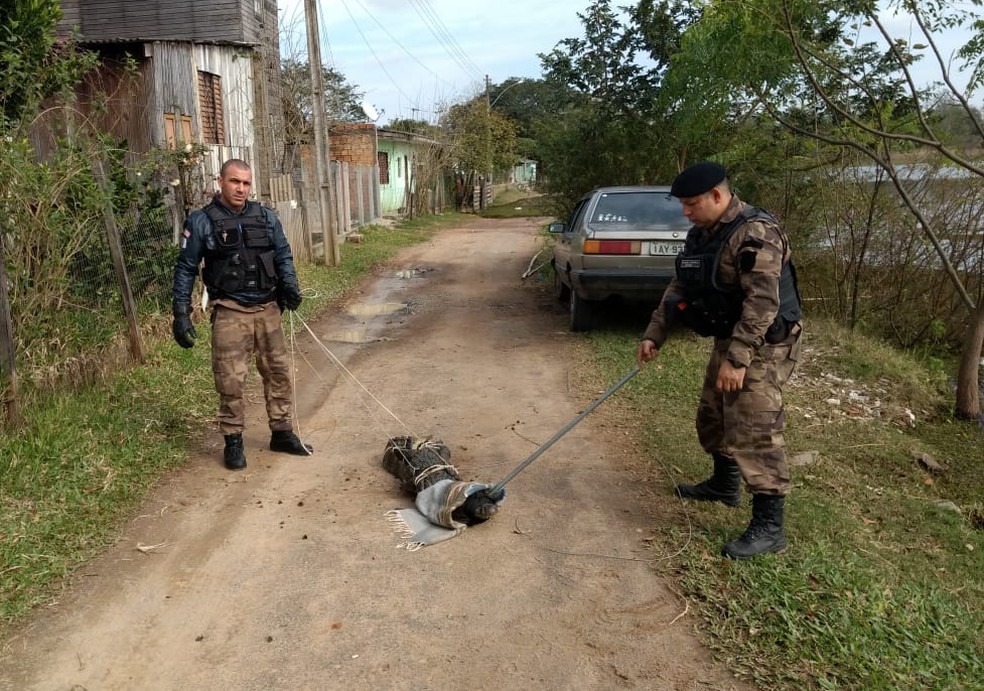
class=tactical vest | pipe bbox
[201,202,277,298]
[672,206,802,341]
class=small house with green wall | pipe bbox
[511,159,537,186]
[376,128,447,216]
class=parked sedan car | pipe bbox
[549,185,689,331]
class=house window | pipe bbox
[198,71,225,145]
[163,113,193,149]
[378,152,389,184]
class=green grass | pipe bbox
[573,320,984,690]
[0,213,465,625]
[479,185,558,218]
[0,344,214,620]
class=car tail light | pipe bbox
[583,239,642,255]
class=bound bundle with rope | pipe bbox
[382,436,505,550]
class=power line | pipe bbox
[407,0,485,83]
[306,0,486,121]
[350,0,457,89]
[335,0,417,105]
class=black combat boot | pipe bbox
[722,494,788,559]
[224,434,246,470]
[675,453,742,507]
[270,430,313,456]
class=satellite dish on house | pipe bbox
[361,100,380,123]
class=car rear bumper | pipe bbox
[569,268,672,302]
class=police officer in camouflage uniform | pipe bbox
[637,161,802,559]
[172,159,313,470]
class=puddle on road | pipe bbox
[347,302,408,317]
[325,328,377,343]
[396,268,429,279]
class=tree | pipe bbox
[535,0,699,209]
[0,0,95,129]
[667,0,984,419]
[441,98,520,208]
[485,77,588,166]
[927,96,984,149]
[385,118,443,138]
[280,59,365,142]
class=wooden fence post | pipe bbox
[0,228,20,427]
[92,159,145,363]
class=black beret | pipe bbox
[670,161,727,197]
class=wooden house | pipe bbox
[55,0,284,206]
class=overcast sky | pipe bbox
[278,1,979,126]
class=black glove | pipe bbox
[172,302,197,348]
[278,281,302,311]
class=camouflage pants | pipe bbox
[210,301,294,436]
[695,327,802,495]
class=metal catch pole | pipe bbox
[486,365,640,496]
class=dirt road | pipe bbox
[0,217,749,690]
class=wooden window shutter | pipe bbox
[198,71,225,145]
[164,113,177,149]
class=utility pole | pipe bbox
[304,0,340,266]
[485,74,492,208]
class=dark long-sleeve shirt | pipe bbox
[172,196,298,308]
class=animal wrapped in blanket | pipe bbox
[382,436,502,525]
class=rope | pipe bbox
[288,311,418,441]
[413,463,458,485]
[285,309,312,454]
[285,306,695,566]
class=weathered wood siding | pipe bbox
[52,0,282,221]
[194,44,254,152]
[251,0,285,180]
[58,1,82,31]
[239,0,279,45]
[149,42,198,145]
[57,1,251,44]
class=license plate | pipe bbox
[650,241,684,256]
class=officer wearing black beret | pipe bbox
[669,161,727,198]
[637,161,804,559]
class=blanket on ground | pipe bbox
[381,437,505,550]
[385,479,504,550]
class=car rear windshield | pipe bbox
[591,191,684,225]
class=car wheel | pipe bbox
[553,266,570,302]
[569,290,595,332]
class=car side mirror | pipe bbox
[547,222,565,234]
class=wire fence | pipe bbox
[0,202,178,415]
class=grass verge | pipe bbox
[479,185,557,218]
[575,320,983,690]
[0,212,469,625]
